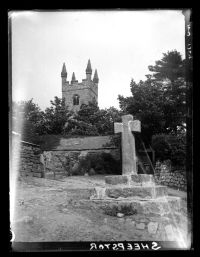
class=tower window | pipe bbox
[73,95,79,105]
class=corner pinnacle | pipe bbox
[61,62,67,77]
[86,59,92,74]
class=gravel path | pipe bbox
[11,176,188,242]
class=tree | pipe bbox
[118,78,166,144]
[12,99,44,143]
[152,133,186,167]
[63,102,122,136]
[148,50,185,83]
[63,102,100,136]
[12,98,122,137]
[118,50,186,144]
[42,97,71,134]
[12,99,43,123]
[99,106,122,135]
[148,50,186,134]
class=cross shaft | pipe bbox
[114,115,141,175]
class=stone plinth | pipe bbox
[105,174,155,186]
[44,172,55,179]
[65,172,188,245]
[78,174,167,200]
[103,185,167,199]
[72,196,181,216]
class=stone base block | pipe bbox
[75,196,181,216]
[20,172,34,177]
[93,185,167,199]
[55,172,68,179]
[44,172,67,180]
[55,174,65,179]
[67,188,96,200]
[32,172,42,178]
[44,172,55,179]
[105,174,155,186]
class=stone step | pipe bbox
[92,185,167,199]
[74,196,181,216]
[105,174,155,186]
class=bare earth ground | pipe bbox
[11,175,187,242]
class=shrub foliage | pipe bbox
[152,133,186,167]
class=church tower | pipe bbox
[61,59,98,111]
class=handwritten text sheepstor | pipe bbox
[90,242,161,250]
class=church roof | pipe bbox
[86,59,92,74]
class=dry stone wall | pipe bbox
[12,134,120,180]
[12,135,44,178]
[42,149,120,179]
[154,162,187,191]
[19,142,44,178]
[38,135,121,179]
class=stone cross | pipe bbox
[114,114,141,175]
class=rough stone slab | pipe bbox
[32,172,42,178]
[54,172,67,175]
[136,223,145,229]
[165,224,177,241]
[105,175,129,185]
[105,174,155,186]
[104,185,167,199]
[54,174,64,179]
[148,222,158,234]
[44,172,55,179]
[67,188,96,200]
[131,174,155,185]
[76,196,181,216]
[20,172,34,177]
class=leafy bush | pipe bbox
[63,102,122,136]
[74,152,121,175]
[152,133,186,167]
[103,134,121,148]
[70,164,85,176]
[104,204,137,216]
[100,152,121,174]
[13,98,122,137]
[152,134,171,161]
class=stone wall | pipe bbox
[39,135,117,151]
[19,142,44,178]
[42,148,120,179]
[36,135,121,179]
[12,134,44,178]
[13,134,118,180]
[154,162,187,191]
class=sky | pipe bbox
[10,10,185,110]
